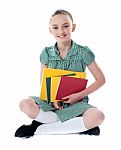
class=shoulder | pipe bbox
[40,44,58,65]
[41,45,57,57]
[39,46,53,65]
[74,42,95,66]
[40,45,53,54]
[74,42,94,54]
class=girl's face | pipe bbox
[49,14,76,44]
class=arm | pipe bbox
[79,61,105,97]
[63,61,105,104]
[40,64,47,84]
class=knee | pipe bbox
[19,98,39,119]
[95,109,105,125]
[19,98,34,112]
[83,108,105,126]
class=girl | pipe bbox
[15,9,105,138]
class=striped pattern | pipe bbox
[40,41,95,72]
[31,96,95,122]
[32,41,96,122]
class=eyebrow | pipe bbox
[51,23,69,26]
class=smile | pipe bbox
[58,34,67,38]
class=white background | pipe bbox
[0,0,121,149]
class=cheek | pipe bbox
[51,31,57,36]
[65,28,72,33]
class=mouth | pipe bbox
[57,34,67,38]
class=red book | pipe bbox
[55,76,88,101]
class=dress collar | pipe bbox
[48,40,78,58]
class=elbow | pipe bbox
[100,75,106,86]
[103,75,106,84]
[96,75,106,87]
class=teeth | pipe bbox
[59,35,65,38]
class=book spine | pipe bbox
[46,77,51,104]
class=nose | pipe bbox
[58,27,64,34]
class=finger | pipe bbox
[62,96,69,100]
[53,102,62,110]
[58,106,63,110]
[53,102,59,108]
[55,104,60,109]
[63,99,70,103]
[63,101,68,103]
[56,105,63,110]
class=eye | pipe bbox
[52,26,58,29]
[64,25,69,28]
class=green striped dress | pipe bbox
[31,40,95,122]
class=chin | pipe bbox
[57,38,70,44]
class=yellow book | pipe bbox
[51,76,60,102]
[40,68,86,102]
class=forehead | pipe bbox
[50,14,72,25]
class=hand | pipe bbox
[53,101,63,110]
[62,92,82,105]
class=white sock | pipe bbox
[35,110,60,123]
[35,117,87,135]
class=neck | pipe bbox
[57,40,72,52]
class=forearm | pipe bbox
[79,61,106,98]
[78,79,105,99]
[40,64,48,85]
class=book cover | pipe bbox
[55,76,88,101]
[46,77,51,104]
[40,68,86,101]
[50,76,60,102]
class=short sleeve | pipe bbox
[40,47,49,65]
[82,46,95,66]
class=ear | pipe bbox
[72,24,76,32]
[49,27,52,34]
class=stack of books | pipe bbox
[40,68,88,103]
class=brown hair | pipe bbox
[50,9,73,23]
